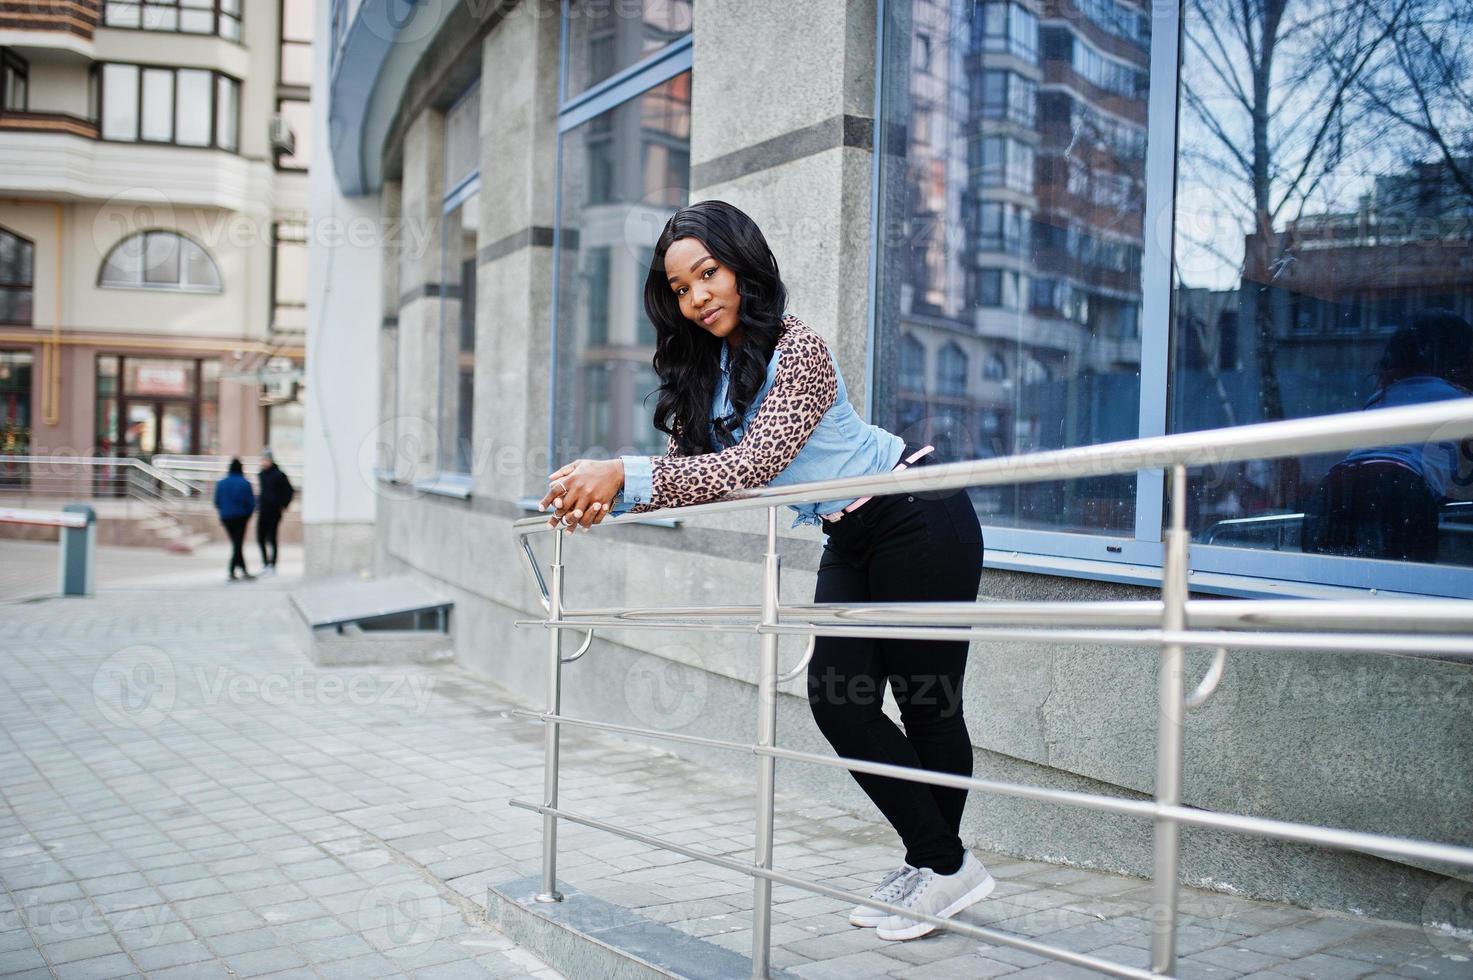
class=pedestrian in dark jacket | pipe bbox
[256,448,295,574]
[214,457,255,581]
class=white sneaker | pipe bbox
[848,863,918,927]
[875,851,995,941]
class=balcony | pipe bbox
[0,108,98,139]
[0,0,100,55]
[3,128,275,211]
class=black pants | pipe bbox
[258,508,281,567]
[1302,459,1439,563]
[808,442,984,874]
[222,516,250,577]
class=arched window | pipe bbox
[0,226,34,325]
[1022,356,1052,384]
[937,342,968,397]
[899,333,926,391]
[984,352,1008,380]
[99,231,222,293]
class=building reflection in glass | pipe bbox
[1174,0,1473,565]
[554,67,691,462]
[875,0,1149,535]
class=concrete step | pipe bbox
[290,575,456,665]
[145,517,200,554]
[485,876,797,980]
[162,536,195,554]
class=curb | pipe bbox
[486,875,799,980]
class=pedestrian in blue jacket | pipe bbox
[214,457,256,581]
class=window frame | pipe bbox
[97,61,241,152]
[870,0,1473,599]
[427,77,482,483]
[978,69,1036,128]
[978,2,1039,63]
[270,220,308,332]
[0,225,35,327]
[277,0,314,89]
[936,342,969,399]
[2,48,28,113]
[543,3,693,495]
[97,229,224,294]
[101,0,243,42]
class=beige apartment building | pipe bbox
[0,0,312,470]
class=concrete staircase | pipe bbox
[138,513,213,554]
[0,497,300,554]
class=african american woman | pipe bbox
[539,199,990,940]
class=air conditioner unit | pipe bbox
[269,114,296,156]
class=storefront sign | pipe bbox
[133,364,189,397]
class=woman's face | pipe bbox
[664,236,741,343]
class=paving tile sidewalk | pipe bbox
[1,587,1470,979]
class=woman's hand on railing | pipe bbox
[541,458,623,534]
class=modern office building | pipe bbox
[887,0,1148,531]
[0,0,311,470]
[315,0,1471,925]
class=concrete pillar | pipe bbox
[689,0,879,413]
[394,110,447,483]
[302,0,383,576]
[473,6,562,502]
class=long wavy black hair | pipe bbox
[1374,308,1473,394]
[640,200,789,456]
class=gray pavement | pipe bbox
[0,538,304,603]
[1,559,1470,979]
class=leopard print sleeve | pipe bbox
[627,320,838,512]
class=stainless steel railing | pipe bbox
[151,454,305,497]
[0,455,201,544]
[506,398,1473,979]
[0,455,195,504]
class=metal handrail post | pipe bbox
[750,507,780,978]
[536,529,567,904]
[1151,464,1189,973]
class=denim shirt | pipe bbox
[1339,376,1473,499]
[611,321,905,529]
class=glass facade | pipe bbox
[95,354,219,459]
[0,351,31,457]
[564,0,692,97]
[350,0,1470,594]
[869,0,1471,591]
[874,0,1148,535]
[1173,0,1473,571]
[438,83,480,475]
[552,65,691,463]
